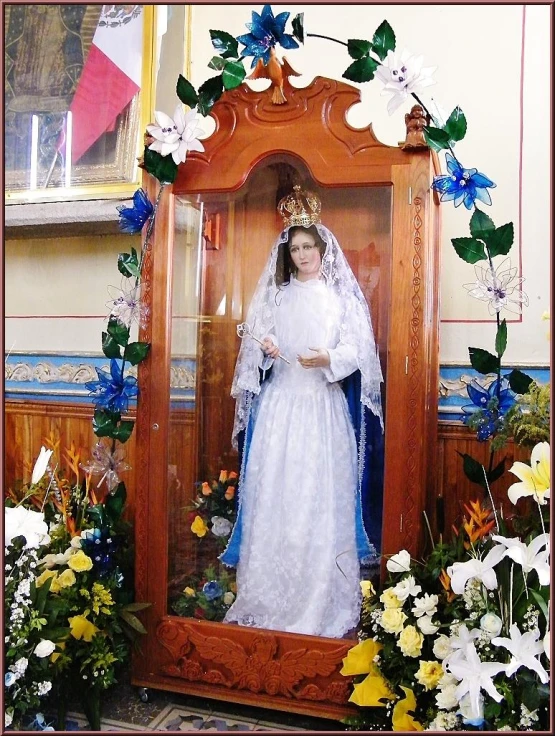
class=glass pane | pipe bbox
[4,4,145,195]
[167,160,392,639]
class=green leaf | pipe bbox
[444,106,467,143]
[35,575,54,615]
[176,74,198,107]
[451,237,487,264]
[40,626,70,642]
[112,420,134,444]
[123,341,150,366]
[423,125,451,152]
[117,249,140,279]
[87,503,107,528]
[120,609,147,634]
[488,457,506,484]
[222,60,246,90]
[92,409,119,437]
[208,55,226,71]
[122,601,152,612]
[507,368,534,394]
[291,13,304,44]
[209,29,238,59]
[484,222,514,257]
[495,319,507,358]
[347,39,372,60]
[107,318,130,347]
[197,75,224,116]
[342,56,379,83]
[468,347,500,374]
[102,331,122,360]
[105,481,127,524]
[143,147,178,184]
[457,452,487,487]
[469,207,495,240]
[371,20,395,61]
[529,587,549,621]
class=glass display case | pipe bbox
[132,75,440,718]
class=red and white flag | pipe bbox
[67,5,143,164]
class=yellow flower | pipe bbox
[380,588,403,608]
[415,660,443,690]
[191,515,208,537]
[219,470,228,483]
[35,569,57,588]
[55,568,76,590]
[397,625,424,658]
[90,582,114,614]
[350,673,395,707]
[392,686,423,731]
[507,442,550,505]
[183,587,196,597]
[360,580,375,598]
[50,641,66,663]
[340,638,383,676]
[68,615,99,642]
[381,608,408,634]
[67,550,93,572]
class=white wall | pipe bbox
[182,3,550,367]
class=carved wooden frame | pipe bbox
[133,76,440,719]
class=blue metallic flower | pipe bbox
[5,671,17,687]
[461,378,515,441]
[81,527,117,576]
[237,4,299,67]
[85,359,139,413]
[117,188,154,234]
[202,580,223,601]
[432,152,496,210]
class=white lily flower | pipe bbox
[492,623,550,683]
[5,506,50,549]
[447,624,481,658]
[375,48,436,115]
[392,574,422,601]
[31,446,53,485]
[411,593,439,618]
[447,544,505,594]
[146,105,205,165]
[543,628,550,661]
[492,533,550,585]
[507,442,550,505]
[386,549,411,573]
[463,258,529,316]
[445,642,506,719]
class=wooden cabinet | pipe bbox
[132,76,440,718]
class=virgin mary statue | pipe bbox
[220,186,384,638]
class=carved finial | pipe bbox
[400,104,430,150]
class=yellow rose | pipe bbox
[56,568,76,589]
[381,608,408,634]
[35,569,57,588]
[183,587,196,597]
[68,615,99,642]
[191,515,208,537]
[360,580,375,598]
[67,550,93,573]
[380,588,402,608]
[415,660,443,691]
[397,625,424,658]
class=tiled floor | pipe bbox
[61,668,348,732]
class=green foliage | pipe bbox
[117,247,140,279]
[468,347,500,374]
[197,75,224,116]
[451,236,487,264]
[503,381,551,447]
[176,73,199,107]
[209,29,239,59]
[342,56,379,83]
[143,147,178,183]
[291,13,304,44]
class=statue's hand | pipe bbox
[297,347,330,369]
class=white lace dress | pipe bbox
[223,276,362,638]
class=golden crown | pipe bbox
[277,185,322,227]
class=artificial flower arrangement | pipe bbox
[340,441,550,731]
[4,438,150,732]
[170,471,238,622]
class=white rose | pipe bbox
[392,575,422,601]
[211,516,233,537]
[435,684,459,710]
[386,550,411,573]
[223,591,235,605]
[34,639,56,658]
[480,612,503,638]
[433,634,454,661]
[417,615,440,635]
[411,593,439,618]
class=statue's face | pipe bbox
[288,230,321,281]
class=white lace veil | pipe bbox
[231,223,384,446]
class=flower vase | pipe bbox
[81,687,102,731]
